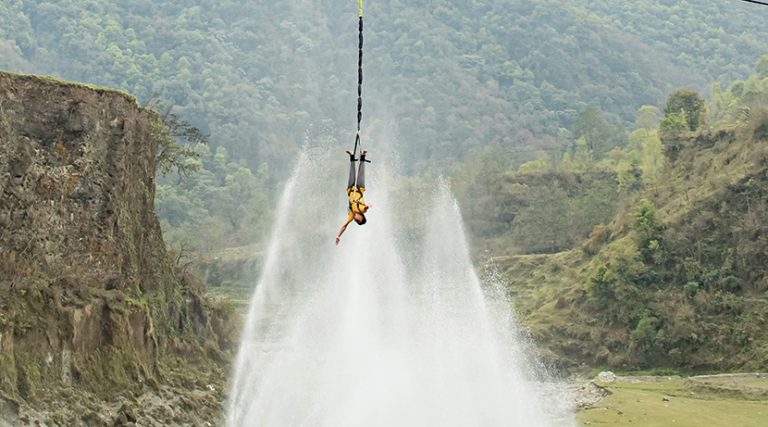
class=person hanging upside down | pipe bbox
[336,150,372,245]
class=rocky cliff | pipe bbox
[0,72,233,426]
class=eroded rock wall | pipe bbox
[0,72,228,413]
[0,72,165,294]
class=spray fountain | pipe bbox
[225,149,575,426]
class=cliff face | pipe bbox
[0,72,231,424]
[0,73,166,293]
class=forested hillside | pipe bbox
[2,1,765,168]
[495,64,768,371]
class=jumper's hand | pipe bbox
[335,236,341,245]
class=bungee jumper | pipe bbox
[335,150,372,245]
[336,0,372,246]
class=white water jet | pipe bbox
[227,151,575,426]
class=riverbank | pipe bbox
[0,358,227,426]
[575,372,768,426]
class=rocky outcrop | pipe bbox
[0,72,233,425]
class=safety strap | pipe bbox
[352,0,364,158]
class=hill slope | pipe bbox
[496,110,768,372]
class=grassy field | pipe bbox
[577,374,768,426]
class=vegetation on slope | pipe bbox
[489,63,768,372]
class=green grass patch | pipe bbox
[204,286,252,310]
[578,376,768,426]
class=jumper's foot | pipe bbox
[346,150,358,161]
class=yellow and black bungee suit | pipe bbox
[346,151,369,223]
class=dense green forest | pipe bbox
[2,0,768,252]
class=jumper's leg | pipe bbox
[347,151,357,188]
[357,151,367,189]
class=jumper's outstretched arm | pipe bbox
[336,216,354,245]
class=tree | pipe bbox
[626,126,664,186]
[664,89,706,131]
[634,199,665,265]
[659,110,688,149]
[639,131,664,186]
[635,105,660,131]
[709,83,737,123]
[616,158,643,194]
[575,105,616,156]
[563,136,594,171]
[152,106,208,178]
